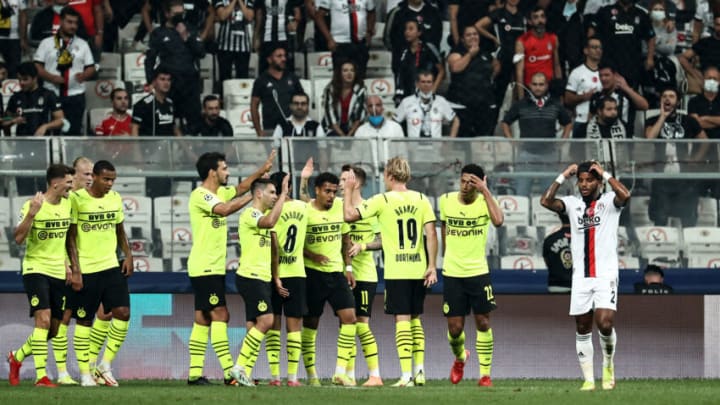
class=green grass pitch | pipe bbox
[1,379,718,404]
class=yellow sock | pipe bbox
[31,328,49,380]
[301,328,318,378]
[101,319,129,365]
[74,325,92,374]
[265,329,281,379]
[188,323,209,380]
[15,336,32,363]
[476,329,493,377]
[395,321,413,377]
[335,324,356,375]
[448,330,466,361]
[286,331,301,380]
[210,321,233,379]
[236,327,265,373]
[52,323,69,373]
[410,318,425,374]
[88,319,111,367]
[357,322,379,376]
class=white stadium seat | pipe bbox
[123,52,147,92]
[497,195,530,226]
[500,255,547,271]
[531,195,560,228]
[85,79,126,111]
[629,195,652,226]
[636,226,682,266]
[683,227,720,256]
[97,52,122,81]
[223,79,254,111]
[696,197,718,227]
[154,196,192,258]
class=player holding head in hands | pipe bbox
[540,161,630,391]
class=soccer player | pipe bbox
[540,161,631,391]
[339,164,383,387]
[266,170,308,387]
[67,160,133,387]
[343,157,438,387]
[7,164,76,388]
[49,156,95,386]
[186,151,274,385]
[301,171,356,387]
[439,164,504,387]
[230,176,289,386]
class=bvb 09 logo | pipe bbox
[443,302,450,315]
[31,295,40,307]
[37,231,48,240]
[257,300,268,312]
[209,294,219,305]
[77,307,87,318]
[81,223,92,232]
[212,218,222,228]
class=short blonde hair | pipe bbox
[385,157,411,183]
[72,156,93,169]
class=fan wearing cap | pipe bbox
[541,160,631,391]
[634,264,673,294]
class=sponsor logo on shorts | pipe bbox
[443,302,450,314]
[209,294,219,305]
[257,300,268,312]
[77,307,87,318]
[30,295,40,307]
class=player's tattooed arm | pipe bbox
[541,164,576,213]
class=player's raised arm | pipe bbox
[342,171,362,222]
[541,164,577,213]
[298,157,314,202]
[258,174,290,228]
[212,193,253,217]
[589,162,631,208]
[472,175,504,227]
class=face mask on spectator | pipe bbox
[651,10,665,22]
[368,115,384,126]
[704,79,719,93]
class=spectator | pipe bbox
[545,0,585,78]
[448,0,492,47]
[647,0,677,57]
[515,6,561,99]
[688,66,720,198]
[384,0,442,74]
[447,25,498,137]
[2,62,64,195]
[355,95,404,137]
[589,64,649,137]
[314,0,375,76]
[502,72,572,196]
[0,0,28,78]
[195,94,233,136]
[479,0,526,116]
[692,0,719,43]
[645,87,709,227]
[273,91,324,139]
[565,37,603,138]
[634,265,673,294]
[131,67,181,136]
[394,20,444,104]
[30,0,89,47]
[251,45,304,136]
[580,96,628,140]
[254,0,300,73]
[68,0,105,59]
[145,0,205,134]
[95,88,132,135]
[214,0,255,90]
[394,70,459,138]
[542,213,572,293]
[588,0,656,90]
[34,6,95,136]
[321,60,366,137]
[679,15,720,88]
[181,0,216,43]
[305,0,330,51]
[2,62,64,136]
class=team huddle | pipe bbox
[8,151,629,391]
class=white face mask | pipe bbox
[704,79,719,93]
[651,10,665,22]
[419,90,433,100]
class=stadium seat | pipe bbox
[371,22,385,49]
[364,77,395,106]
[88,108,113,133]
[687,254,720,268]
[132,257,164,272]
[696,197,718,227]
[531,195,559,228]
[497,195,530,226]
[123,52,147,92]
[1,79,20,113]
[223,79,254,111]
[294,52,306,78]
[153,195,192,258]
[97,52,122,81]
[0,253,21,271]
[199,54,214,82]
[307,52,333,81]
[501,225,539,256]
[636,226,682,266]
[500,255,547,271]
[122,195,153,255]
[366,50,393,78]
[227,107,258,137]
[85,79,126,111]
[618,256,640,270]
[683,227,720,256]
[629,195,652,226]
[114,176,147,196]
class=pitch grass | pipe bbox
[0,379,717,405]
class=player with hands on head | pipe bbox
[540,160,630,391]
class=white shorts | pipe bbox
[569,277,618,316]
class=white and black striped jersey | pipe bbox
[317,0,376,44]
[214,0,254,52]
[255,0,297,43]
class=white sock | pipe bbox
[346,369,355,380]
[413,364,424,376]
[401,371,412,380]
[599,328,617,367]
[335,365,346,376]
[369,368,380,378]
[288,373,297,382]
[576,332,594,382]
